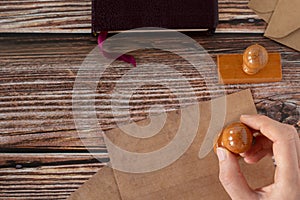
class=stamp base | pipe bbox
[217,53,282,84]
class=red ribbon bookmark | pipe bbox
[98,31,137,67]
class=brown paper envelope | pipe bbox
[68,89,274,200]
[248,0,278,22]
[264,0,300,51]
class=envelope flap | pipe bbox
[248,0,278,13]
[265,0,300,38]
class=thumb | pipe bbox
[217,147,257,200]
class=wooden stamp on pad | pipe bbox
[217,44,282,84]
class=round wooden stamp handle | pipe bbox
[242,44,268,75]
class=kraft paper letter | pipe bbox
[248,0,300,51]
[69,166,121,200]
[248,0,278,22]
[68,89,274,200]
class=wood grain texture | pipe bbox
[0,153,108,168]
[1,33,299,151]
[0,2,297,199]
[0,33,299,199]
[0,162,105,200]
[0,0,266,33]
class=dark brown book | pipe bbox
[92,0,218,33]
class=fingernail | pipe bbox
[241,114,252,119]
[239,153,246,158]
[217,148,227,162]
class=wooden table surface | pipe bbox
[0,1,299,199]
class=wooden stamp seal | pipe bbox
[217,44,282,84]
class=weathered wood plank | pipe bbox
[0,162,105,199]
[0,153,108,168]
[0,34,299,152]
[0,31,299,199]
[0,1,297,198]
[0,0,266,33]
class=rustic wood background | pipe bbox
[0,0,266,33]
[0,0,299,199]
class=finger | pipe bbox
[243,148,273,164]
[240,115,299,182]
[294,130,300,167]
[240,136,273,164]
[217,147,257,200]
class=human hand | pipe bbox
[216,114,300,200]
